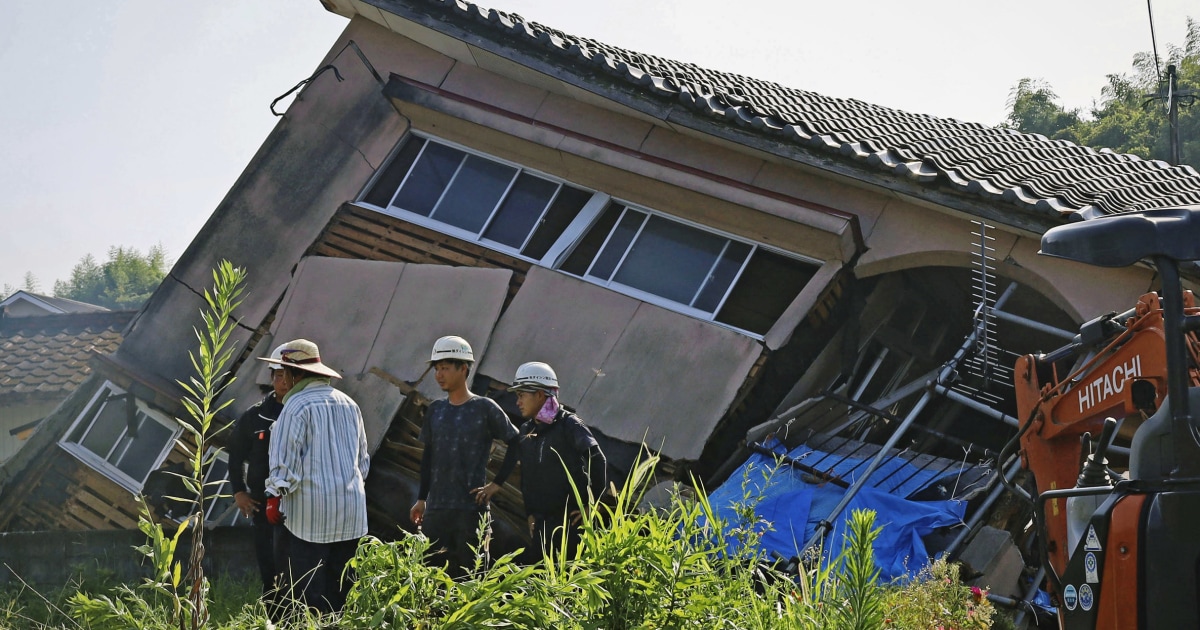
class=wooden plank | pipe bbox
[74,488,137,528]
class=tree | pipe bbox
[53,245,170,309]
[1003,18,1200,167]
[2,272,40,300]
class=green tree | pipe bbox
[53,245,169,310]
[2,272,40,300]
[1004,17,1200,167]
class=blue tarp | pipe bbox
[707,438,967,582]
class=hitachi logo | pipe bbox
[1078,355,1142,414]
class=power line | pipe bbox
[1147,0,1163,84]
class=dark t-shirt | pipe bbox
[419,395,518,511]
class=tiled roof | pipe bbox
[0,311,133,402]
[395,0,1200,221]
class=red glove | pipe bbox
[265,496,284,525]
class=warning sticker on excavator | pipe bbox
[1063,584,1078,610]
[1084,525,1103,551]
[1079,584,1095,611]
[1084,552,1099,583]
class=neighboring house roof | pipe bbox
[0,291,110,316]
[0,311,133,403]
[356,0,1200,223]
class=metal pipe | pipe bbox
[990,308,1077,340]
[933,384,1020,427]
[945,457,1022,559]
[801,388,935,553]
[1013,565,1047,627]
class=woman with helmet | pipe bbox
[472,361,607,561]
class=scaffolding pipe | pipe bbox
[801,297,1004,553]
[944,457,1022,559]
[990,309,1076,340]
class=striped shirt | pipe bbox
[265,380,370,544]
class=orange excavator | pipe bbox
[1012,207,1200,628]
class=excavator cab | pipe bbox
[1031,207,1200,628]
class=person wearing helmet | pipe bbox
[227,343,289,599]
[410,336,519,577]
[261,339,369,615]
[473,362,607,561]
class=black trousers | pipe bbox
[250,509,278,594]
[529,512,581,561]
[422,508,490,578]
[275,527,358,614]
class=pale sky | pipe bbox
[2,0,1195,296]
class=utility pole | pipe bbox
[1146,64,1196,165]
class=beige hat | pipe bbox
[257,339,341,379]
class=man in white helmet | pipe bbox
[473,361,607,560]
[227,343,289,600]
[409,336,519,577]
[261,339,369,615]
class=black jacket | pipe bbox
[227,393,283,500]
[507,408,606,517]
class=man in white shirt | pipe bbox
[262,339,369,615]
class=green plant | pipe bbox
[67,260,247,630]
[882,558,995,630]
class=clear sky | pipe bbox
[2,0,1195,296]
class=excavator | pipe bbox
[1012,206,1200,628]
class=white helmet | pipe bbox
[510,362,558,393]
[266,343,288,371]
[429,335,474,364]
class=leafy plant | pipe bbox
[68,260,247,630]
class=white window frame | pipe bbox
[59,381,183,494]
[358,132,600,265]
[356,132,824,338]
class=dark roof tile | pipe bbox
[0,311,134,401]
[400,0,1200,219]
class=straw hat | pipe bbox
[256,338,341,379]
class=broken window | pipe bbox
[361,133,821,337]
[561,202,818,334]
[362,135,592,258]
[60,382,181,493]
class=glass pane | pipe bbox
[716,249,819,335]
[432,155,517,233]
[363,136,425,208]
[391,142,465,216]
[561,202,623,276]
[79,398,127,459]
[612,216,726,304]
[693,241,753,312]
[116,414,174,483]
[589,209,645,282]
[482,173,559,248]
[522,185,592,260]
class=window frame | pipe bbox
[59,381,183,494]
[359,132,601,265]
[357,132,824,339]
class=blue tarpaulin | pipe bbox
[707,438,967,582]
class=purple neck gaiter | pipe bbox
[536,394,560,424]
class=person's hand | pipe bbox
[410,499,426,527]
[470,482,501,506]
[265,496,284,526]
[234,491,260,518]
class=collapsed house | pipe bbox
[2,0,1198,610]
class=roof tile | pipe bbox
[408,0,1200,219]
